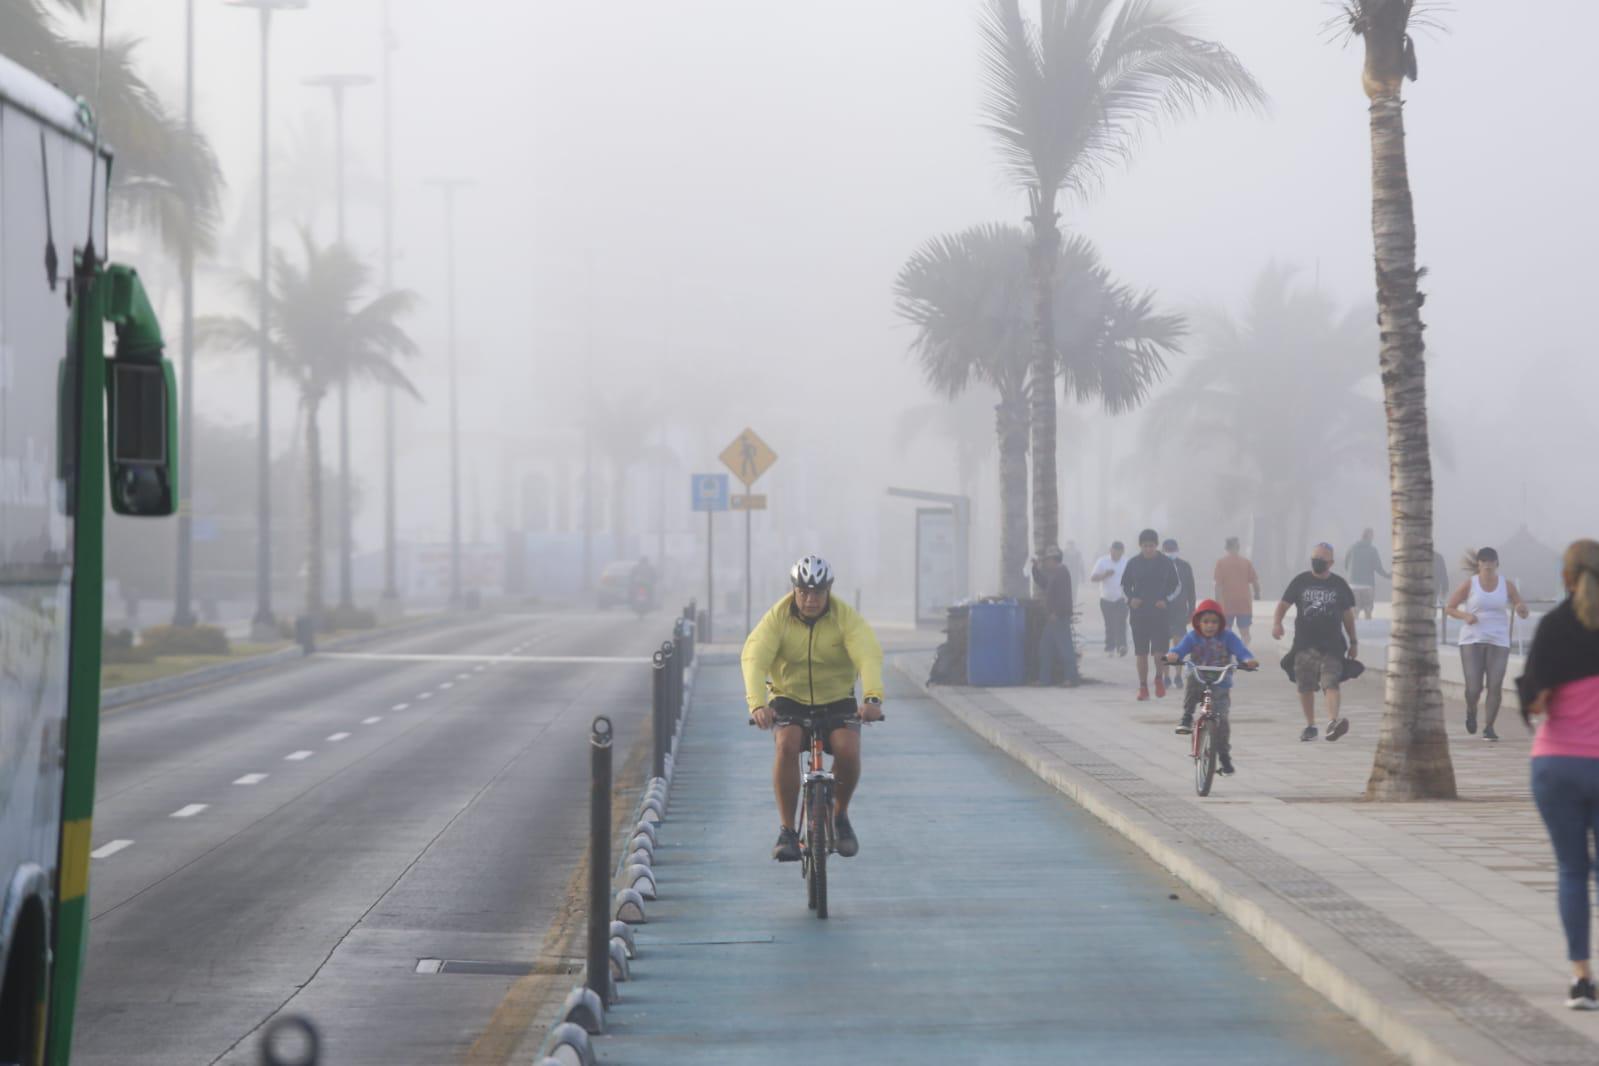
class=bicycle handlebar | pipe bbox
[747,710,887,726]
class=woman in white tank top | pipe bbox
[1446,546,1530,740]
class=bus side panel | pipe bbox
[0,105,91,1063]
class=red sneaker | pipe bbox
[1154,677,1167,698]
[1137,686,1150,701]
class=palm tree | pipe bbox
[895,223,1181,598]
[1138,265,1385,589]
[1341,1,1454,800]
[202,234,419,620]
[4,0,224,254]
[978,0,1264,561]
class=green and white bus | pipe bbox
[1,54,177,1064]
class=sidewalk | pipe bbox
[902,645,1599,1065]
[594,659,1390,1064]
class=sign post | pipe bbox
[691,474,730,641]
[720,428,777,634]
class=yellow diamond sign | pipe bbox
[720,428,777,487]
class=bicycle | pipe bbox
[750,705,883,919]
[1182,659,1248,797]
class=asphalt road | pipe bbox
[74,608,667,1065]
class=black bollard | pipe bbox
[651,651,668,779]
[260,1016,319,1065]
[673,623,688,719]
[588,716,613,1005]
[659,641,678,735]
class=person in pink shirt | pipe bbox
[1522,539,1599,1010]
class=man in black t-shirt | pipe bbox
[1121,528,1181,701]
[1272,541,1359,743]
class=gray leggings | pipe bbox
[1460,642,1511,726]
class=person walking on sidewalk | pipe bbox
[1344,527,1390,620]
[1035,547,1082,687]
[1166,599,1260,776]
[1273,542,1359,742]
[1213,536,1261,641]
[1447,546,1530,739]
[1519,539,1599,1010]
[744,555,885,863]
[1091,541,1129,656]
[1161,538,1197,690]
[1122,529,1181,701]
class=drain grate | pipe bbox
[415,957,581,976]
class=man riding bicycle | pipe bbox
[744,555,885,862]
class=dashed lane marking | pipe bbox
[440,682,454,690]
[233,774,268,786]
[170,804,208,818]
[327,732,351,742]
[362,716,383,725]
[391,703,410,711]
[285,750,314,761]
[91,840,134,859]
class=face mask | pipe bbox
[1310,559,1331,575]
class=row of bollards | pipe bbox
[540,602,697,1066]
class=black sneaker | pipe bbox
[1217,755,1235,776]
[1465,710,1478,735]
[1483,726,1499,742]
[1299,725,1319,742]
[833,813,859,858]
[1326,717,1350,742]
[1567,977,1598,1010]
[772,826,801,862]
[1175,715,1193,735]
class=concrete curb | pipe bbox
[900,658,1527,1066]
[101,612,463,710]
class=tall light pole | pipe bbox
[229,0,307,641]
[173,0,198,627]
[379,0,401,613]
[426,178,471,606]
[304,72,372,612]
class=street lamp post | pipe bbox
[228,0,307,642]
[173,0,198,627]
[426,178,472,607]
[379,0,401,614]
[304,72,372,613]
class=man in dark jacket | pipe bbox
[1161,538,1197,689]
[1121,528,1181,701]
[1036,547,1081,686]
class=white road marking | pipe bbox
[456,672,469,680]
[439,682,454,690]
[327,732,351,742]
[285,750,314,761]
[233,773,269,786]
[362,716,383,725]
[170,804,208,818]
[91,840,134,859]
[319,653,651,665]
[414,958,443,974]
[391,703,409,711]
[418,692,434,700]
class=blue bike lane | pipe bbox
[595,658,1391,1064]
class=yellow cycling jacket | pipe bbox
[741,593,885,711]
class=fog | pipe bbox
[84,0,1599,622]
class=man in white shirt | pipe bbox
[1090,541,1129,656]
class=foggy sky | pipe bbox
[90,0,1599,605]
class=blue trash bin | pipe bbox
[967,600,1026,686]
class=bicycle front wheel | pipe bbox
[1194,719,1216,797]
[808,783,830,919]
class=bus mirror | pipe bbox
[106,359,177,516]
[101,264,177,517]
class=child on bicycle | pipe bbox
[1165,599,1259,776]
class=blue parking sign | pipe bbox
[691,473,729,512]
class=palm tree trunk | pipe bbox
[1360,31,1456,800]
[996,394,1029,599]
[1026,186,1061,558]
[305,398,326,622]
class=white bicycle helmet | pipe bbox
[789,554,834,590]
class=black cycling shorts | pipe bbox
[1129,606,1170,656]
[771,696,860,755]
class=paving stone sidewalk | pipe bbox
[903,646,1599,1065]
